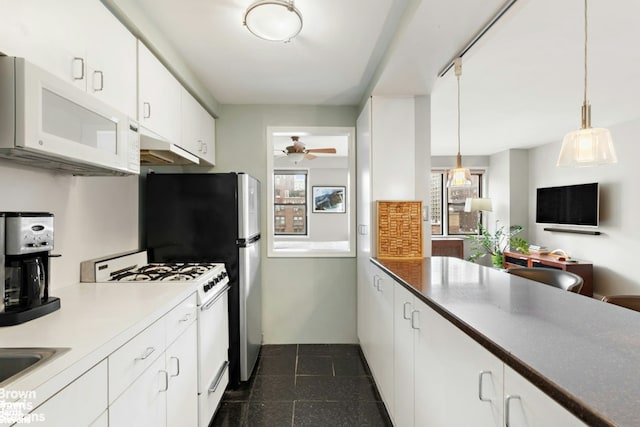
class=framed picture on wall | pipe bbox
[312,186,346,213]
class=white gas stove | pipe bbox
[80,250,228,305]
[80,250,231,427]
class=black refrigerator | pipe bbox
[144,172,262,387]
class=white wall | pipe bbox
[527,117,639,297]
[211,104,358,344]
[0,160,138,290]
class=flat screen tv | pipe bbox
[536,183,599,226]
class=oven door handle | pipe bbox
[208,360,230,393]
[201,283,230,311]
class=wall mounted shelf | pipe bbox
[543,227,601,235]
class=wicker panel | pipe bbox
[377,201,423,259]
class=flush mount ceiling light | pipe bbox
[243,0,303,43]
[557,0,617,167]
[447,57,472,188]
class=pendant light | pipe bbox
[447,57,472,187]
[557,0,617,167]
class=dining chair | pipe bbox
[507,267,584,293]
[601,295,640,313]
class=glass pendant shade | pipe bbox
[557,0,616,167]
[244,0,303,42]
[447,154,472,187]
[557,126,617,167]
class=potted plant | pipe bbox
[467,221,529,267]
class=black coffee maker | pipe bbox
[0,212,60,326]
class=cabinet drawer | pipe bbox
[165,293,197,346]
[108,318,165,404]
[33,359,107,427]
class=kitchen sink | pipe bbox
[0,347,69,386]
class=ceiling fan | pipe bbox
[281,136,337,162]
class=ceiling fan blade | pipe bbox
[306,148,337,154]
[304,153,317,160]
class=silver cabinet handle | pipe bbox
[135,346,155,361]
[201,284,230,311]
[179,312,192,322]
[93,70,104,91]
[411,310,420,330]
[202,142,208,154]
[72,57,84,80]
[208,360,229,393]
[372,275,378,290]
[505,395,521,427]
[403,302,412,320]
[143,102,151,119]
[159,370,169,392]
[170,356,180,377]
[478,370,492,402]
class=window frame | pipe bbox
[430,169,486,236]
[273,169,308,236]
[266,126,356,258]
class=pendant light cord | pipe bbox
[455,57,462,157]
[583,0,588,105]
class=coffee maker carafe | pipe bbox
[1,212,60,326]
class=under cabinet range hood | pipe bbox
[0,57,140,176]
[139,128,199,166]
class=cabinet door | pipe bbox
[180,88,216,165]
[504,365,586,427]
[414,301,503,427]
[393,285,414,427]
[84,0,137,117]
[110,355,167,427]
[167,322,198,427]
[369,266,394,410]
[199,111,216,165]
[0,0,86,91]
[138,41,181,143]
[28,359,107,426]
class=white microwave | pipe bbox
[0,57,139,176]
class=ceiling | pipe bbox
[129,0,640,156]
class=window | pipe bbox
[266,126,356,257]
[431,170,484,235]
[273,171,307,235]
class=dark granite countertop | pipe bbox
[372,256,640,427]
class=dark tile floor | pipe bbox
[211,344,393,427]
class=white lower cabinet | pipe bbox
[166,322,198,427]
[365,265,394,414]
[110,294,198,427]
[503,365,586,427]
[392,284,414,427]
[360,264,587,427]
[413,300,503,427]
[110,354,167,427]
[26,359,107,426]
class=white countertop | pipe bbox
[0,281,197,410]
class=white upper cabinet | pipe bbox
[83,0,137,118]
[0,0,137,118]
[138,41,181,144]
[180,87,216,165]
